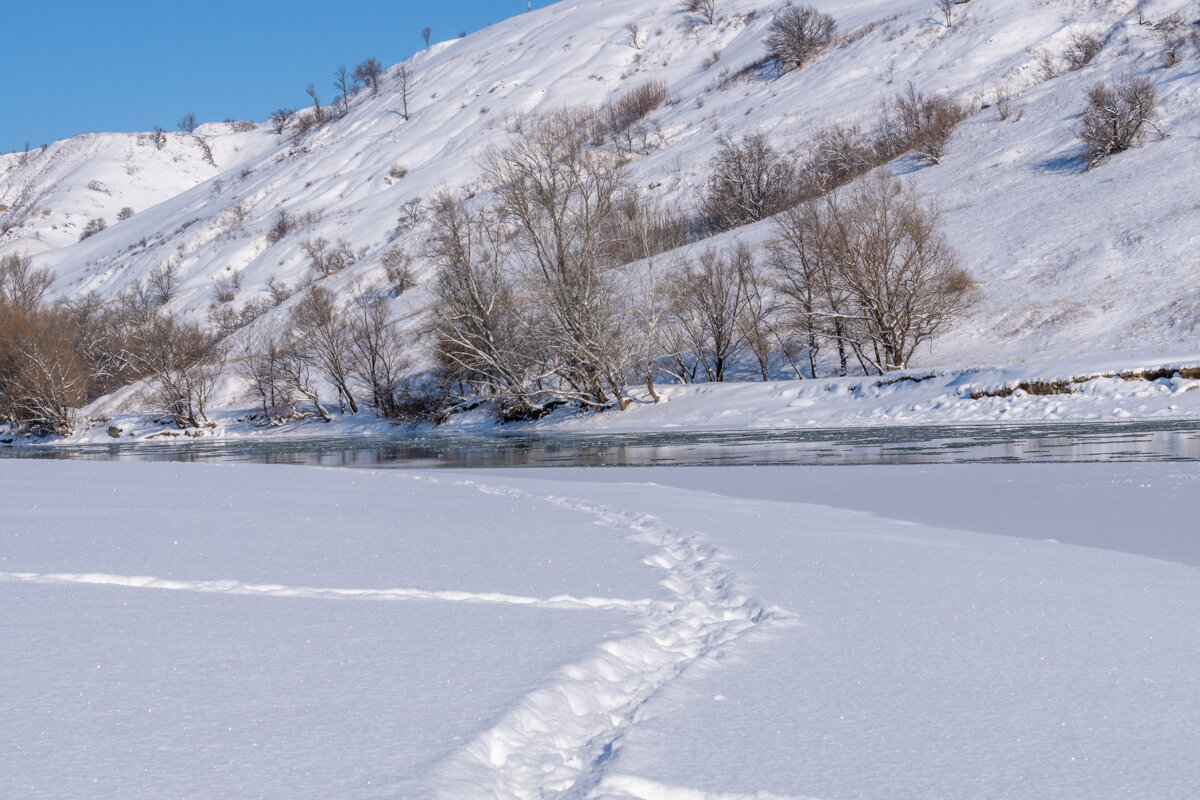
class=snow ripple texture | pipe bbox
[420,477,794,800]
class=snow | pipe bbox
[4,458,1200,798]
[5,0,1200,435]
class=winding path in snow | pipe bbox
[417,476,796,800]
[2,472,802,799]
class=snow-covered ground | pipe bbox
[4,458,1199,798]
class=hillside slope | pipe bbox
[3,0,1199,426]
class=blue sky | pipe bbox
[3,1,548,153]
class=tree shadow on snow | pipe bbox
[1031,149,1089,175]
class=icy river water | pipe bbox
[7,419,1200,467]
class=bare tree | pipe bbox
[0,253,54,313]
[483,109,638,410]
[396,65,415,120]
[152,126,167,150]
[333,65,357,117]
[765,5,837,72]
[626,22,643,49]
[936,0,955,28]
[128,315,224,428]
[178,112,198,133]
[0,304,87,436]
[289,285,358,414]
[239,333,296,420]
[785,172,976,374]
[427,191,542,417]
[422,26,432,48]
[702,133,796,232]
[680,0,716,25]
[1080,74,1160,167]
[349,294,410,416]
[270,107,295,135]
[669,246,754,382]
[354,58,384,94]
[305,84,325,127]
[147,259,181,306]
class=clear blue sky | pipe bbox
[3,1,549,153]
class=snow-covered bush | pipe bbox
[1064,32,1102,70]
[765,6,836,72]
[1080,75,1158,167]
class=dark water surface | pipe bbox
[4,420,1200,467]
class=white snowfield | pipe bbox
[4,0,1200,432]
[3,459,1199,798]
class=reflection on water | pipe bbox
[4,421,1200,467]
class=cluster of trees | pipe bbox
[424,110,976,420]
[0,253,223,434]
[272,57,388,143]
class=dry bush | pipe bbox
[592,80,670,152]
[765,5,837,72]
[1080,74,1158,167]
[148,259,180,306]
[381,246,416,293]
[79,217,107,241]
[878,84,969,164]
[801,123,877,194]
[301,236,357,278]
[603,196,692,266]
[1064,31,1102,70]
[701,133,796,232]
[265,209,296,244]
[681,0,716,25]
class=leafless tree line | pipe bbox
[425,111,977,420]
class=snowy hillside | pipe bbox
[3,0,1199,429]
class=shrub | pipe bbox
[302,236,357,278]
[79,217,107,241]
[701,134,796,231]
[765,5,837,72]
[878,84,969,165]
[1064,32,1102,70]
[381,246,416,293]
[265,210,296,244]
[1080,75,1158,167]
[117,206,134,221]
[680,0,716,25]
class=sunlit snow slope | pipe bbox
[3,0,1198,382]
